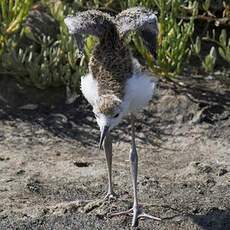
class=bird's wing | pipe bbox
[64,10,115,52]
[115,7,158,58]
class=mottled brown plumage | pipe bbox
[64,10,115,52]
[64,7,158,115]
[90,35,133,114]
[89,29,133,104]
[97,94,121,115]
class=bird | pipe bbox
[64,7,160,227]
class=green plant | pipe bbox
[2,34,82,89]
[130,0,198,75]
[214,30,229,62]
[1,0,84,91]
[0,0,32,57]
[190,36,201,58]
[218,30,230,63]
[202,29,230,66]
[154,0,198,74]
[202,46,216,72]
[202,0,211,13]
[119,0,157,9]
[191,28,229,73]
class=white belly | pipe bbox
[81,70,156,114]
[124,71,156,113]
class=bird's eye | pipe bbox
[113,113,119,118]
[95,114,99,118]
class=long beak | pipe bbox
[99,126,109,150]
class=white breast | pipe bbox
[124,71,156,113]
[81,62,156,115]
[81,73,99,107]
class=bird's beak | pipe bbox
[99,126,109,150]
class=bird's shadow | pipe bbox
[0,95,169,150]
[161,205,230,230]
[190,208,230,230]
[0,96,98,147]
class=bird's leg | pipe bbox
[103,134,116,200]
[130,114,139,226]
[110,114,161,226]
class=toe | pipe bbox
[138,212,161,221]
[132,210,139,227]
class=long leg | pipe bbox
[130,114,139,226]
[110,114,161,226]
[103,134,116,199]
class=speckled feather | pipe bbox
[89,35,133,99]
[97,94,121,115]
[115,7,158,38]
[65,8,158,115]
[64,10,115,52]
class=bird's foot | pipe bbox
[110,205,161,227]
[103,191,118,201]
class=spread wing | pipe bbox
[115,7,158,58]
[64,10,116,52]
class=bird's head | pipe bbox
[93,94,127,149]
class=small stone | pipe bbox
[206,178,216,185]
[0,156,10,161]
[190,161,200,167]
[206,75,213,80]
[192,207,200,214]
[16,169,26,175]
[202,165,213,173]
[26,179,42,193]
[196,163,213,174]
[73,161,90,167]
[218,168,228,176]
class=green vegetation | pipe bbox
[0,0,229,91]
[1,0,83,91]
[0,0,32,56]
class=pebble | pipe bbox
[0,156,10,161]
[218,168,228,176]
[16,169,26,175]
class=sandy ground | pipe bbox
[0,78,230,230]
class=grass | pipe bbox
[0,0,229,91]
